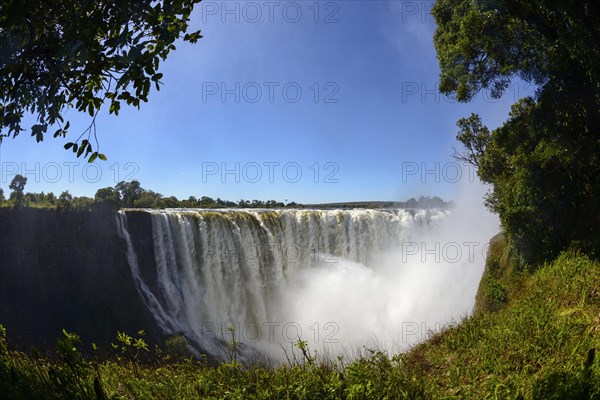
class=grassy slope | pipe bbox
[405,237,600,398]
[1,238,599,399]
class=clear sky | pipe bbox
[0,1,534,204]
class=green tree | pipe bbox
[133,190,162,208]
[46,192,57,206]
[57,190,73,211]
[8,174,27,208]
[161,196,179,208]
[0,187,4,204]
[433,0,600,263]
[182,195,199,208]
[115,180,144,208]
[0,0,202,161]
[95,187,121,206]
[93,187,121,211]
[199,196,215,207]
[72,195,94,211]
[25,192,38,205]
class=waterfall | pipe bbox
[117,208,448,358]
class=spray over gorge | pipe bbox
[116,183,498,361]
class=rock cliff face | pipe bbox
[0,207,160,350]
[1,206,456,360]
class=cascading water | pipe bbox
[117,208,466,360]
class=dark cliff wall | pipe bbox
[0,207,160,351]
[120,210,160,294]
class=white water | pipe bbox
[117,202,496,361]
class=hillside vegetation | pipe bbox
[2,237,599,399]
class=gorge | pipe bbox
[0,202,496,361]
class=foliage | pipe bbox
[479,275,507,311]
[223,324,239,367]
[0,178,302,210]
[112,331,148,379]
[115,180,144,207]
[8,173,26,208]
[93,187,121,210]
[54,329,93,399]
[474,234,520,314]
[0,0,202,161]
[94,187,120,203]
[433,0,600,264]
[56,190,73,211]
[164,335,192,360]
[433,0,599,102]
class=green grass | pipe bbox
[1,245,599,399]
[408,249,600,398]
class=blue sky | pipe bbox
[0,1,534,204]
